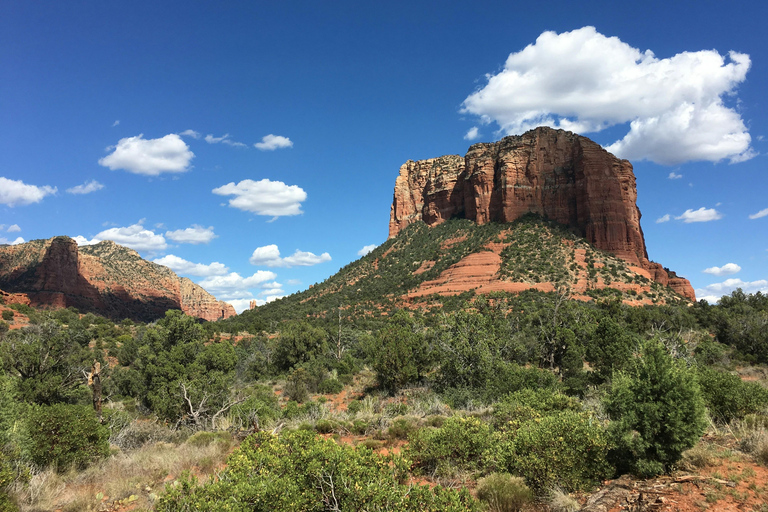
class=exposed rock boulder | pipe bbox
[389,127,694,300]
[0,236,236,322]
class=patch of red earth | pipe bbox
[413,260,435,275]
[440,236,468,250]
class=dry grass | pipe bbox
[10,432,233,512]
[680,442,719,470]
[548,486,580,512]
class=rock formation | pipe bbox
[389,127,695,300]
[0,236,236,322]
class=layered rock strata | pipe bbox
[389,127,695,300]
[0,236,236,321]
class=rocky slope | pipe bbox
[389,127,694,300]
[0,236,235,322]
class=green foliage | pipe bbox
[492,388,581,429]
[502,411,611,493]
[475,473,533,512]
[284,367,311,403]
[273,321,328,372]
[0,322,92,405]
[696,366,768,422]
[1,311,13,322]
[317,378,344,394]
[25,404,109,471]
[155,430,480,511]
[713,290,768,363]
[373,310,431,394]
[604,338,706,477]
[586,317,636,381]
[406,416,493,475]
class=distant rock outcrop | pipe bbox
[389,127,695,300]
[0,236,236,322]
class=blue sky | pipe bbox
[1,1,766,311]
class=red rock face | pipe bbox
[389,127,695,300]
[0,237,236,322]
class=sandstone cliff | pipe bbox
[389,127,694,300]
[0,237,236,322]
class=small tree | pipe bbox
[373,311,430,394]
[604,338,706,477]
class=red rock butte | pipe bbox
[0,236,236,322]
[389,127,695,300]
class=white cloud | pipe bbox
[204,133,247,147]
[180,129,201,139]
[254,134,293,151]
[75,222,168,252]
[153,254,228,277]
[703,263,741,276]
[249,244,331,267]
[464,127,480,141]
[0,177,57,206]
[358,244,377,256]
[66,180,105,195]
[112,120,120,127]
[668,171,683,180]
[99,134,194,176]
[286,279,302,286]
[696,278,768,303]
[0,236,24,245]
[6,224,21,233]
[198,271,278,301]
[675,207,723,223]
[212,179,307,217]
[749,208,768,220]
[228,299,257,314]
[165,225,217,244]
[655,214,671,224]
[461,26,753,165]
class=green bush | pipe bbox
[373,311,431,394]
[504,410,611,493]
[388,417,418,440]
[26,404,110,471]
[155,430,480,511]
[476,473,533,512]
[317,378,344,394]
[406,416,493,475]
[604,339,706,477]
[284,367,311,403]
[1,311,13,322]
[696,366,768,422]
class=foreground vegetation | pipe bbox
[1,269,768,510]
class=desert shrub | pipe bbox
[548,487,580,512]
[228,385,281,428]
[476,473,533,512]
[186,431,232,449]
[504,410,611,493]
[407,416,493,475]
[0,322,8,335]
[314,419,336,434]
[0,452,17,512]
[604,339,706,477]
[351,420,368,435]
[109,418,185,451]
[695,366,768,422]
[26,404,110,471]
[388,417,418,440]
[680,443,717,469]
[1,311,13,322]
[273,321,328,372]
[493,388,581,429]
[155,430,480,511]
[284,367,311,403]
[373,311,431,394]
[317,378,344,394]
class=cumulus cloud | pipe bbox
[703,263,741,276]
[0,236,24,245]
[99,134,194,176]
[165,225,217,245]
[7,224,21,233]
[249,244,331,267]
[75,222,167,252]
[655,214,671,224]
[153,254,228,277]
[204,133,247,148]
[66,180,105,195]
[358,244,378,256]
[254,134,293,151]
[198,271,279,301]
[461,26,753,165]
[668,171,683,180]
[212,179,306,217]
[696,278,768,303]
[676,207,723,223]
[749,208,768,220]
[179,129,201,139]
[228,298,257,314]
[464,127,481,141]
[0,177,57,206]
